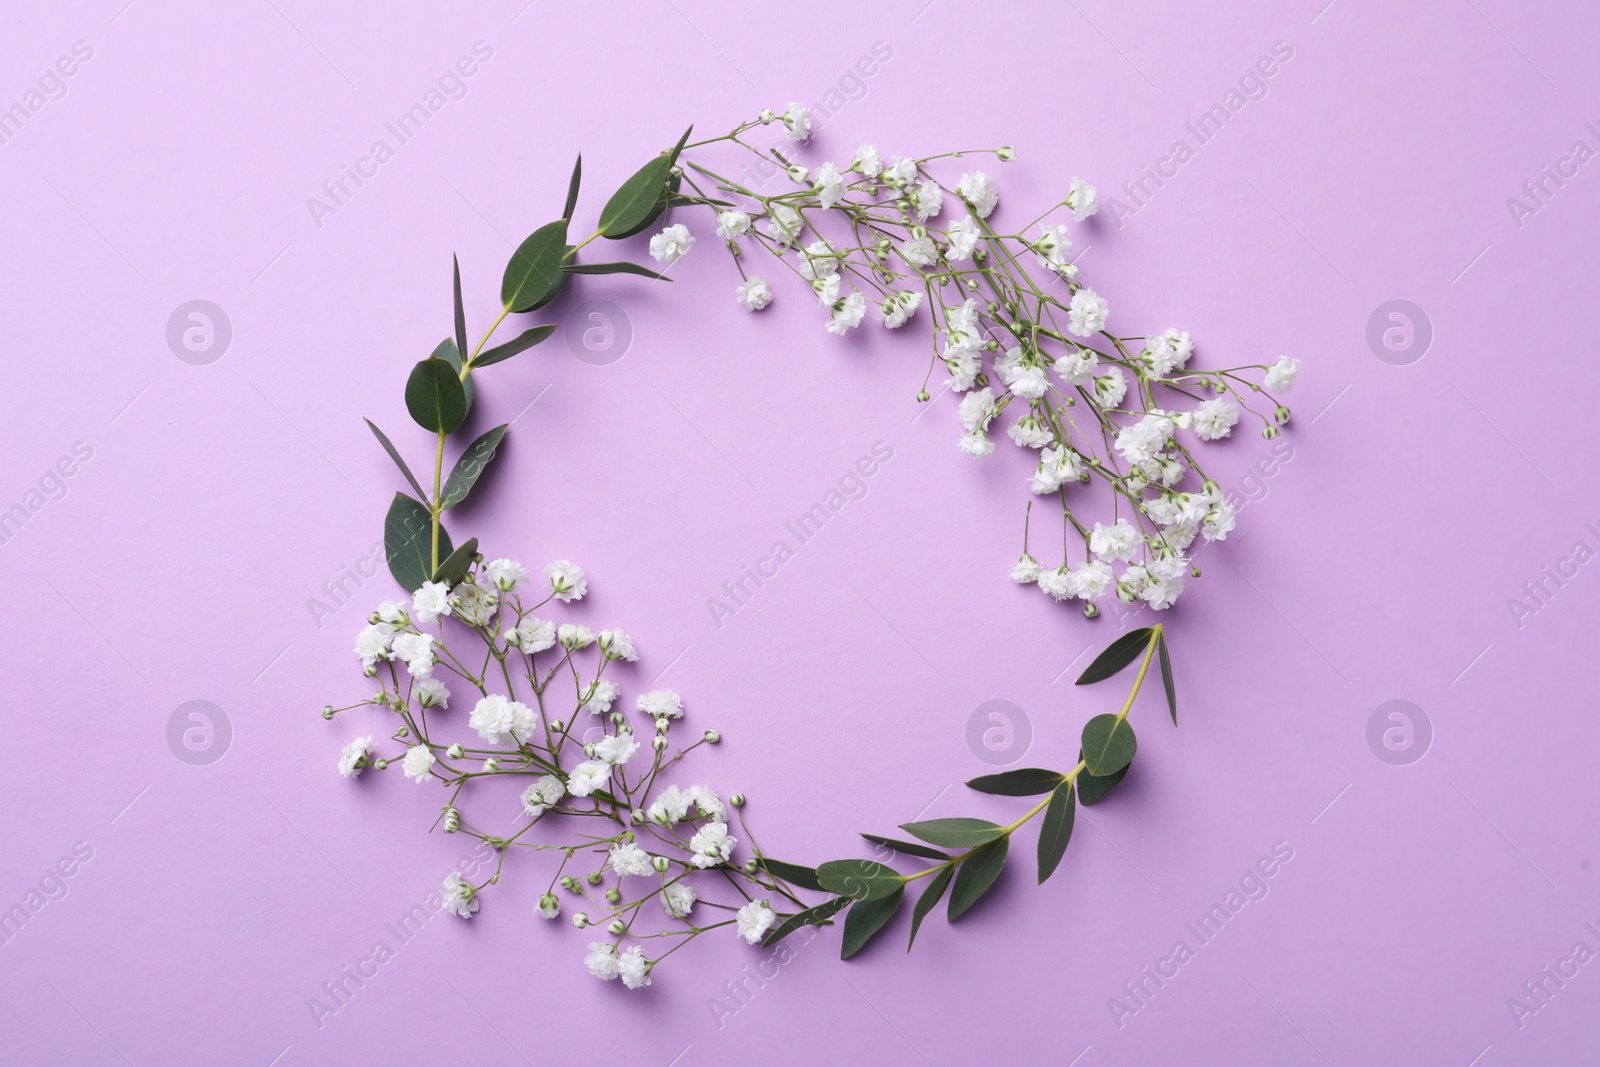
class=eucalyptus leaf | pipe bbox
[440,425,507,510]
[363,418,426,501]
[966,767,1065,797]
[1081,714,1138,777]
[1158,631,1176,725]
[1037,782,1076,884]
[561,261,672,281]
[758,857,825,893]
[434,338,474,415]
[948,836,1009,921]
[899,817,1005,849]
[598,156,672,239]
[907,865,954,950]
[562,153,582,220]
[1076,627,1155,685]
[404,357,467,434]
[452,254,468,378]
[841,886,903,959]
[384,493,449,593]
[1076,746,1131,806]
[860,833,950,862]
[431,536,478,588]
[816,859,903,901]
[762,895,849,947]
[474,324,557,368]
[501,219,570,312]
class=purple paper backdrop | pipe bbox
[4,0,1598,1063]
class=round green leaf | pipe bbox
[1081,714,1138,777]
[403,357,467,434]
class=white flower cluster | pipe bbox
[327,556,797,989]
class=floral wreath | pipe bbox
[324,104,1302,990]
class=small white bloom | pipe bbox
[469,694,538,746]
[944,342,982,392]
[559,622,595,650]
[617,945,651,990]
[338,736,375,778]
[1007,415,1054,449]
[812,273,841,308]
[412,581,451,624]
[797,239,838,280]
[441,872,478,918]
[812,161,846,209]
[958,387,998,433]
[736,276,773,310]
[716,210,751,239]
[512,615,556,653]
[661,881,697,919]
[914,178,944,221]
[450,582,498,627]
[567,760,611,797]
[595,732,639,766]
[415,677,450,709]
[1011,553,1042,584]
[584,941,620,981]
[1203,501,1237,542]
[827,291,867,335]
[1066,176,1099,220]
[598,628,638,662]
[1093,368,1128,408]
[538,894,561,919]
[402,744,436,784]
[690,821,736,868]
[637,689,684,719]
[899,234,938,268]
[1191,399,1240,441]
[583,678,621,714]
[483,558,528,592]
[781,102,811,141]
[1140,557,1188,610]
[1116,413,1178,467]
[648,223,694,266]
[958,431,995,457]
[854,143,883,178]
[1142,329,1194,377]
[1065,559,1115,600]
[609,842,654,877]
[376,599,408,625]
[884,157,918,185]
[1038,566,1073,601]
[880,290,924,329]
[390,631,435,678]
[689,785,726,821]
[956,170,999,218]
[1030,446,1083,494]
[736,900,778,945]
[1053,348,1099,387]
[1264,355,1301,393]
[1090,519,1140,562]
[1067,287,1110,337]
[945,215,980,260]
[647,784,693,824]
[762,204,803,246]
[521,775,566,816]
[354,623,393,670]
[546,560,587,602]
[1010,365,1049,400]
[1034,223,1073,272]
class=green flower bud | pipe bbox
[586,871,604,886]
[604,888,621,904]
[321,705,335,720]
[1273,404,1291,425]
[997,146,1016,162]
[572,912,589,928]
[704,729,721,744]
[1262,425,1280,440]
[447,743,464,759]
[730,793,746,808]
[652,856,671,873]
[607,919,626,936]
[652,736,669,752]
[373,758,388,771]
[917,389,931,402]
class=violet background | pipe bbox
[3,0,1597,1063]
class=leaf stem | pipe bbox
[1115,625,1163,723]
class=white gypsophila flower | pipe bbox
[1090,519,1140,562]
[763,204,803,247]
[415,677,450,709]
[958,431,995,457]
[828,291,867,335]
[402,744,436,784]
[1030,446,1082,494]
[716,210,751,239]
[559,623,595,650]
[584,941,620,981]
[958,387,998,433]
[1053,347,1098,386]
[1094,368,1128,408]
[649,223,694,266]
[1203,501,1237,542]
[1192,399,1240,441]
[812,273,842,307]
[1143,329,1194,377]
[441,872,478,918]
[884,157,918,185]
[483,558,528,592]
[1011,554,1042,584]
[545,560,587,602]
[637,689,683,719]
[1118,564,1150,603]
[1010,365,1049,400]
[412,581,451,624]
[618,945,651,990]
[944,342,982,392]
[900,234,938,268]
[376,599,408,625]
[994,346,1024,387]
[691,821,736,868]
[945,298,981,343]
[660,881,697,919]
[599,628,638,662]
[1067,287,1110,337]
[781,101,811,141]
[689,784,726,821]
[521,775,566,817]
[595,732,639,766]
[1116,413,1178,468]
[338,736,375,778]
[583,678,621,715]
[1066,559,1115,600]
[450,582,498,628]
[391,631,435,678]
[355,623,393,671]
[945,215,980,260]
[1007,416,1054,449]
[736,900,778,945]
[609,842,654,878]
[1034,223,1072,273]
[1265,355,1301,393]
[813,162,846,209]
[915,178,944,222]
[956,170,999,218]
[854,143,883,178]
[469,694,537,746]
[1160,521,1200,554]
[1066,176,1099,220]
[880,290,924,329]
[513,614,556,653]
[1141,557,1188,610]
[797,239,838,281]
[567,760,611,798]
[648,784,693,824]
[736,276,774,311]
[539,895,561,919]
[1038,566,1073,601]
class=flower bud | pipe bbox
[997,146,1016,162]
[321,705,335,719]
[1082,601,1099,619]
[787,164,807,183]
[367,612,381,625]
[605,887,621,904]
[917,389,931,402]
[631,809,647,825]
[704,729,721,744]
[655,718,670,734]
[586,872,604,886]
[572,912,589,928]
[447,743,464,759]
[397,725,409,738]
[1202,480,1221,496]
[652,856,671,873]
[965,278,979,290]
[560,876,578,892]
[759,108,775,124]
[1273,404,1291,425]
[363,664,378,678]
[610,712,626,727]
[652,736,669,752]
[743,858,760,874]
[551,718,565,732]
[1191,564,1202,578]
[482,758,498,773]
[1262,425,1280,440]
[608,919,627,936]
[443,807,460,833]
[373,758,389,771]
[584,743,597,758]
[538,893,560,919]
[730,793,746,808]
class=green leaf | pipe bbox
[841,887,903,960]
[816,859,904,901]
[762,895,849,947]
[667,193,732,208]
[431,536,477,588]
[899,817,1005,849]
[363,418,426,502]
[758,858,825,893]
[1157,631,1176,725]
[948,837,1009,921]
[434,338,474,415]
[452,254,468,380]
[562,153,581,220]
[599,156,672,239]
[561,261,673,281]
[1076,627,1155,685]
[1037,782,1076,884]
[966,767,1065,797]
[860,834,950,862]
[1081,714,1138,777]
[1076,746,1131,806]
[384,493,450,593]
[501,218,570,312]
[907,865,954,950]
[404,357,467,434]
[474,324,557,368]
[440,425,507,510]
[667,123,693,165]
